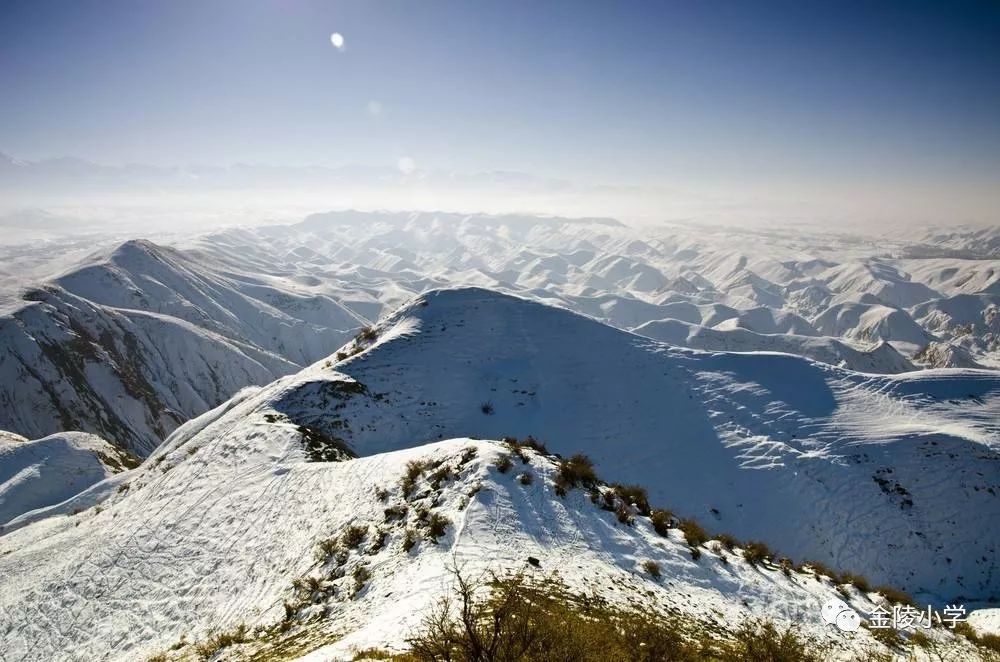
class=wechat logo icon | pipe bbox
[821,598,861,632]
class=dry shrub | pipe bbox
[405,570,827,662]
[678,518,709,548]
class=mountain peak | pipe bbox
[258,288,1000,602]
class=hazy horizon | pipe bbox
[2,0,999,226]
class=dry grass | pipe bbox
[677,518,709,548]
[404,570,827,662]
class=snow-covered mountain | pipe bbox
[634,317,915,373]
[3,427,970,661]
[266,288,1000,602]
[3,210,999,461]
[0,430,138,528]
[184,211,1000,367]
[0,239,365,455]
[1,284,997,660]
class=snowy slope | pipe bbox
[815,261,940,309]
[0,240,366,455]
[909,225,1000,259]
[813,300,933,349]
[8,211,994,460]
[0,287,296,455]
[712,306,818,336]
[910,293,1000,366]
[0,287,995,661]
[56,240,367,366]
[261,288,998,603]
[0,431,137,527]
[634,318,915,373]
[0,425,970,661]
[184,212,1000,369]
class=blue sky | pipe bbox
[2,0,999,222]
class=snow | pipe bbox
[0,431,134,528]
[2,211,999,459]
[0,240,365,455]
[0,214,996,658]
[634,317,915,373]
[0,427,972,661]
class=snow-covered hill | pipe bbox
[268,288,999,603]
[0,240,365,455]
[0,426,974,661]
[1,286,996,661]
[0,431,137,528]
[813,300,933,349]
[3,211,998,458]
[184,212,1000,366]
[634,317,915,373]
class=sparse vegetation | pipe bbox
[368,529,389,555]
[426,513,451,542]
[799,560,836,581]
[873,584,915,607]
[715,533,740,552]
[195,623,248,660]
[678,518,709,548]
[908,629,932,649]
[741,540,772,567]
[429,464,455,489]
[405,569,827,662]
[556,454,598,489]
[517,471,533,485]
[952,621,1000,655]
[954,621,977,639]
[610,483,651,515]
[519,436,549,454]
[978,632,1000,654]
[778,557,793,577]
[642,559,661,578]
[316,537,340,560]
[401,460,428,497]
[614,502,634,525]
[459,447,478,465]
[840,572,871,593]
[352,564,371,596]
[480,401,495,415]
[341,524,368,549]
[865,622,904,649]
[502,435,550,462]
[727,619,827,662]
[402,528,419,552]
[356,326,378,343]
[650,508,674,536]
[351,649,396,660]
[384,504,408,521]
[505,442,529,464]
[493,454,513,474]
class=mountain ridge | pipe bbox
[242,287,999,601]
